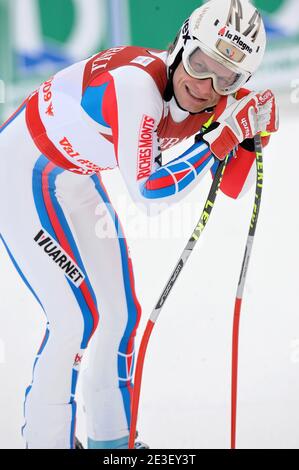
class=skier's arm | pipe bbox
[140,139,214,199]
[201,89,278,199]
[209,133,271,199]
[107,67,216,213]
[203,89,278,160]
[143,88,275,202]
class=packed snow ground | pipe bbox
[0,97,298,449]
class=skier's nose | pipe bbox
[195,77,214,97]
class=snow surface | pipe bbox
[0,97,298,449]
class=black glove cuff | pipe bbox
[239,138,255,152]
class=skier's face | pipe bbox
[173,62,221,113]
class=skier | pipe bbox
[0,0,278,449]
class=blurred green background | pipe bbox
[0,0,298,120]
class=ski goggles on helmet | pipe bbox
[182,41,251,96]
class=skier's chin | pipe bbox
[174,86,220,114]
[174,92,213,114]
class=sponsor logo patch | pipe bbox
[137,115,155,181]
[45,102,54,117]
[59,136,80,158]
[42,77,54,116]
[59,137,102,173]
[159,137,188,151]
[73,353,83,368]
[194,6,210,31]
[69,167,96,176]
[182,19,191,45]
[225,47,235,59]
[34,229,85,287]
[258,90,272,104]
[240,117,251,139]
[218,26,227,37]
[131,56,156,67]
[218,27,253,54]
[90,46,126,73]
[42,77,53,102]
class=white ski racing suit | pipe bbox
[0,46,265,448]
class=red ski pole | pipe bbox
[231,134,264,449]
[129,154,229,449]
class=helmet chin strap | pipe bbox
[164,49,183,102]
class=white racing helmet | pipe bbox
[167,0,266,96]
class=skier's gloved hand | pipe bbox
[202,89,279,161]
[255,89,279,135]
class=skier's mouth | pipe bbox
[185,85,208,103]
